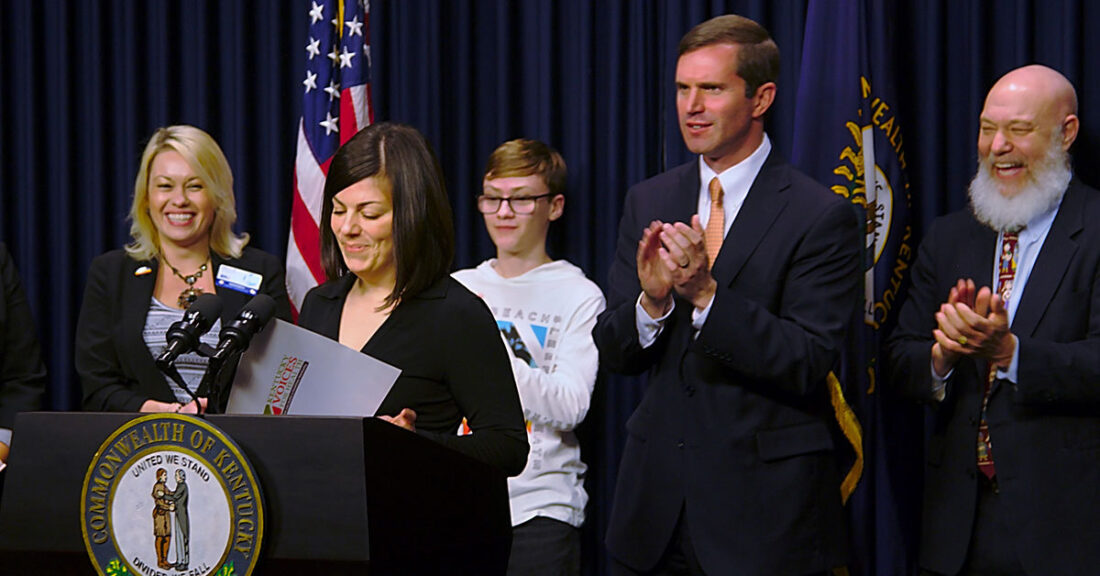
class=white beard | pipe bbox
[968,138,1072,232]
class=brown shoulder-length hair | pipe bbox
[320,122,455,307]
[678,14,779,98]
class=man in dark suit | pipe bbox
[0,243,46,469]
[887,65,1098,576]
[594,14,860,576]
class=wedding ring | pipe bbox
[957,335,968,346]
[679,260,690,269]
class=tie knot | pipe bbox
[709,177,723,204]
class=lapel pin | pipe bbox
[135,266,153,276]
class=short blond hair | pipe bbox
[126,125,248,260]
[484,139,567,198]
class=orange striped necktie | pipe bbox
[705,177,725,268]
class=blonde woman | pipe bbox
[76,125,291,413]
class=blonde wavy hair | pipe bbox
[126,125,248,260]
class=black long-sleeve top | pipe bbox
[298,273,528,476]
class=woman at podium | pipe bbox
[298,123,528,475]
[75,125,292,414]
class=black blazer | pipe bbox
[298,274,528,476]
[75,247,292,411]
[594,153,861,575]
[887,179,1100,576]
[0,243,46,429]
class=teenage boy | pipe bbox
[454,139,605,576]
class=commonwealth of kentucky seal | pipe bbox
[81,414,264,576]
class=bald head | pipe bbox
[990,65,1077,118]
[983,65,1079,152]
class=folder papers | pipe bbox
[226,319,400,417]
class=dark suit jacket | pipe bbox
[76,247,292,411]
[0,243,46,429]
[594,153,860,575]
[298,273,528,476]
[887,179,1100,576]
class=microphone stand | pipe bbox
[155,342,218,416]
[196,350,240,415]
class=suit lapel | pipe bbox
[669,163,700,227]
[212,253,251,325]
[1011,182,1084,336]
[711,152,789,287]
[957,215,997,382]
[961,215,996,287]
[122,257,164,387]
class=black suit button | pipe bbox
[676,440,685,449]
[967,469,976,479]
[685,386,695,396]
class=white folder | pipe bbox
[226,319,400,417]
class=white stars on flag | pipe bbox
[346,15,364,37]
[290,0,373,312]
[338,46,356,69]
[320,112,339,135]
[324,80,341,102]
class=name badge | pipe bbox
[215,264,263,295]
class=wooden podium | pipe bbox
[0,412,511,575]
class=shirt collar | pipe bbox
[1015,197,1062,245]
[698,133,772,196]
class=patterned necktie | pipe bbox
[705,177,725,268]
[977,230,1019,479]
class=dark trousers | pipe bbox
[506,516,580,576]
[959,476,1027,576]
[609,506,705,576]
[609,505,833,576]
[923,476,1027,576]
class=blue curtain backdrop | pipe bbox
[2,1,1098,574]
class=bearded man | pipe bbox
[887,64,1100,576]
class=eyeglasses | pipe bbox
[476,193,554,214]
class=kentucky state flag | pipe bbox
[792,1,923,575]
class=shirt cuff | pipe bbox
[691,293,716,332]
[996,337,1020,383]
[636,293,673,349]
[0,427,12,447]
[930,361,953,402]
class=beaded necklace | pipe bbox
[162,255,210,308]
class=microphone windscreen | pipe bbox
[242,293,277,326]
[190,292,224,325]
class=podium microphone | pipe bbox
[211,293,277,362]
[155,293,223,368]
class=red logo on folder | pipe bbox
[264,355,309,415]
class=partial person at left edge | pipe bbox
[0,242,47,465]
[75,125,292,414]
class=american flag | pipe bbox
[287,0,372,313]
